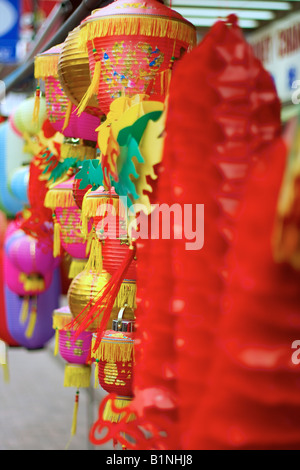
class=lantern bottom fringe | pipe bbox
[102,396,135,423]
[68,258,88,279]
[45,189,76,212]
[64,364,91,388]
[93,340,134,363]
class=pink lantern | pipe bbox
[34,44,100,142]
[44,175,91,276]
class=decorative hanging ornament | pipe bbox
[58,25,102,118]
[67,233,136,334]
[81,185,137,279]
[53,306,93,440]
[91,309,136,424]
[77,0,197,116]
[34,44,100,142]
[44,174,91,277]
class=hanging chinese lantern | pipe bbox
[52,305,93,438]
[4,227,59,341]
[67,233,136,333]
[77,0,197,116]
[58,25,102,118]
[44,174,91,278]
[34,43,100,151]
[91,311,135,424]
[4,268,61,350]
[81,186,136,279]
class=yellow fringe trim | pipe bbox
[91,336,134,363]
[68,258,88,279]
[115,281,137,309]
[34,53,59,79]
[103,396,135,423]
[25,304,37,339]
[64,364,91,388]
[44,188,76,210]
[79,15,197,50]
[62,100,73,132]
[85,233,103,273]
[76,59,101,116]
[81,193,125,237]
[60,141,97,161]
[52,310,72,330]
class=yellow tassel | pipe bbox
[92,335,134,363]
[54,328,59,356]
[94,360,99,388]
[62,100,73,132]
[32,82,41,124]
[44,188,76,210]
[68,258,88,279]
[53,310,73,330]
[85,232,103,273]
[115,281,137,309]
[53,215,61,258]
[34,53,59,79]
[78,16,197,50]
[64,364,91,388]
[71,390,80,436]
[85,229,94,257]
[2,364,10,384]
[25,301,37,339]
[76,59,101,116]
[0,340,8,382]
[20,296,29,324]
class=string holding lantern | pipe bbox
[52,306,93,441]
[76,0,197,117]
